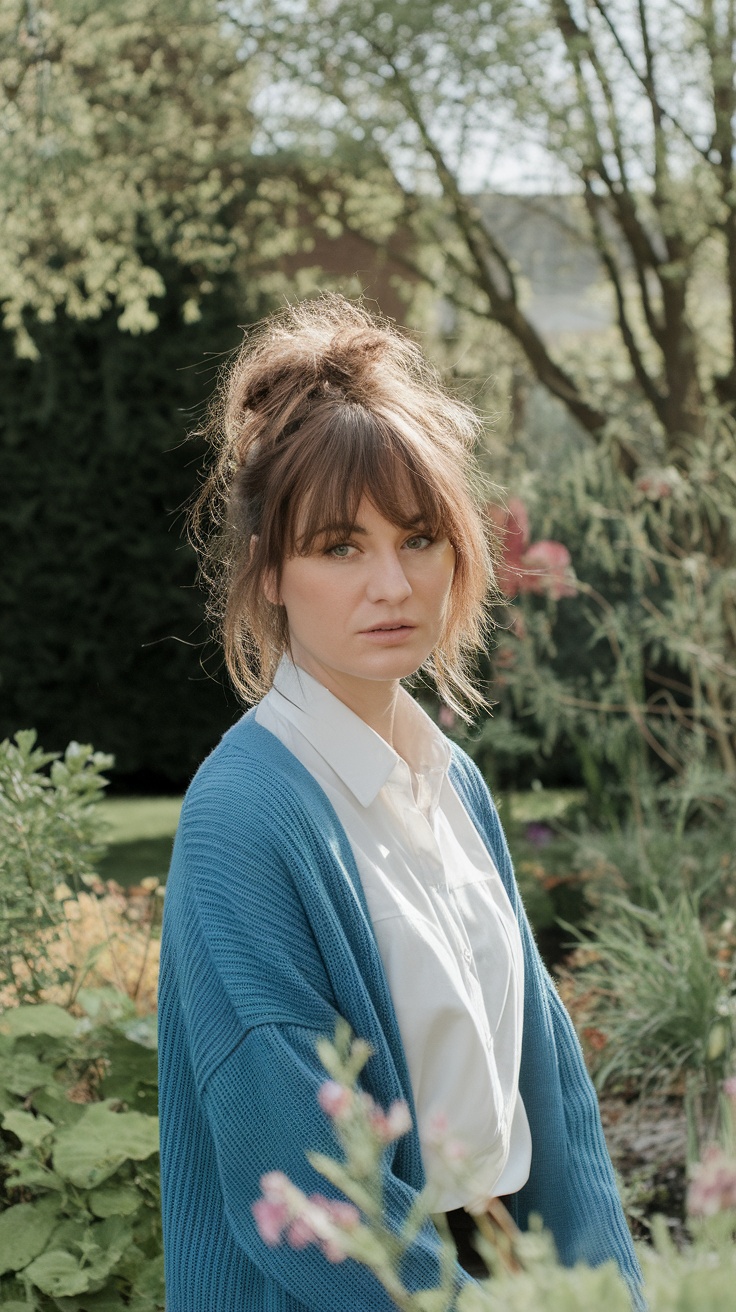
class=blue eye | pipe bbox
[326,543,353,558]
[405,534,432,549]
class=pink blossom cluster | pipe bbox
[318,1079,412,1144]
[687,1145,736,1218]
[425,1112,468,1164]
[488,498,576,601]
[635,467,680,501]
[252,1171,360,1263]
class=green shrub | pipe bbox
[0,281,247,790]
[0,992,161,1311]
[558,887,735,1128]
[0,732,113,1006]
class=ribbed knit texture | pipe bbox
[158,710,645,1311]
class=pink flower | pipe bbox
[317,1080,353,1120]
[687,1143,736,1217]
[635,467,680,501]
[438,705,457,730]
[367,1098,412,1143]
[253,1172,362,1262]
[424,1112,468,1162]
[488,498,575,601]
[520,540,576,599]
[286,1214,319,1249]
[384,1100,413,1140]
[252,1197,289,1246]
[723,1075,736,1097]
[260,1171,291,1201]
[323,1199,360,1231]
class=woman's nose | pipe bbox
[365,550,413,604]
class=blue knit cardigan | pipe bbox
[158,711,644,1311]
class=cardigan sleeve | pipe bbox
[200,1021,470,1312]
[449,746,645,1310]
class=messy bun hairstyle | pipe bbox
[191,294,496,717]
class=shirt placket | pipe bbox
[391,764,497,1060]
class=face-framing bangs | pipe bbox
[272,403,456,561]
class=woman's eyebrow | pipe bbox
[314,514,428,538]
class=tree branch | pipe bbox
[582,174,667,422]
[364,38,607,435]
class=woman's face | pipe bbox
[271,494,456,694]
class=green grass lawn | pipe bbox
[97,796,182,888]
[95,787,584,890]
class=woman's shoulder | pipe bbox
[177,710,332,853]
[447,739,493,812]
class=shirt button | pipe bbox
[485,1033,493,1050]
[463,947,472,964]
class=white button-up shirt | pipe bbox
[255,658,532,1211]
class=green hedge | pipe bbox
[0,278,259,789]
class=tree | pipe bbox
[0,0,281,357]
[230,1,736,789]
[235,0,736,458]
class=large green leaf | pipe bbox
[88,1183,142,1218]
[0,1196,61,1276]
[98,1035,158,1109]
[0,1006,78,1038]
[53,1102,159,1188]
[5,1157,64,1192]
[76,988,137,1024]
[0,1051,54,1097]
[32,1084,86,1128]
[128,1251,165,1309]
[23,1251,91,1298]
[2,1108,55,1147]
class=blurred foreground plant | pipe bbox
[253,1026,736,1311]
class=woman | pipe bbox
[157,295,643,1311]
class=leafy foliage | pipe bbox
[236,0,736,445]
[0,731,112,1004]
[0,0,254,354]
[558,888,735,1104]
[478,403,736,803]
[0,993,161,1312]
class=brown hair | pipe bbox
[191,294,496,717]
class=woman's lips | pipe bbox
[359,624,417,643]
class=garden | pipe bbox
[2,1,736,1308]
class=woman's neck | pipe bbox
[288,652,401,749]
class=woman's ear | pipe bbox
[262,570,280,606]
[252,536,281,606]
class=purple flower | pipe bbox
[525,823,554,848]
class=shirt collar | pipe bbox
[268,656,451,809]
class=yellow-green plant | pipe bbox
[0,731,112,1004]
